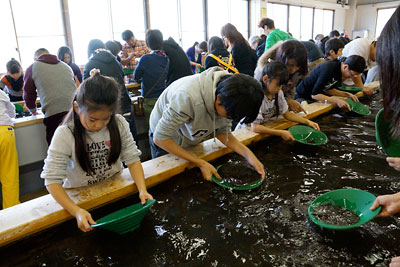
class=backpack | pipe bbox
[208,54,239,74]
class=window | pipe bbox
[268,3,334,40]
[0,1,19,73]
[231,0,249,39]
[322,10,334,36]
[11,0,65,69]
[68,0,112,65]
[289,6,301,39]
[0,0,250,72]
[180,0,205,50]
[313,9,334,37]
[110,0,146,42]
[149,0,180,46]
[208,0,249,43]
[300,7,313,41]
[267,3,288,32]
[376,8,396,38]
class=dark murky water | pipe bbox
[2,94,400,266]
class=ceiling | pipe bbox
[356,0,400,5]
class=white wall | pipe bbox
[355,1,400,39]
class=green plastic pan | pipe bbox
[375,108,400,157]
[308,188,381,230]
[91,199,156,234]
[338,86,363,93]
[14,103,24,113]
[123,68,134,76]
[288,125,328,146]
[345,99,371,116]
[212,165,263,190]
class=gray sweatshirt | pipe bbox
[24,54,76,117]
[41,114,141,188]
[149,66,232,148]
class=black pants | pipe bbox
[43,111,68,145]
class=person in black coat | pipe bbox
[221,23,257,76]
[83,39,137,142]
[162,37,193,86]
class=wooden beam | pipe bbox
[0,91,367,247]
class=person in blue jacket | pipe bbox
[186,41,207,74]
[134,29,169,127]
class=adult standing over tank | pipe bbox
[23,48,76,145]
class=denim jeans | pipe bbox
[149,131,168,158]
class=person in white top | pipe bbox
[342,38,378,94]
[237,62,319,141]
[0,89,20,209]
[41,70,153,232]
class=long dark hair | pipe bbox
[57,46,73,65]
[376,6,400,136]
[221,23,250,48]
[260,62,289,117]
[63,73,121,174]
[274,40,308,76]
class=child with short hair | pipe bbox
[134,29,169,126]
[41,71,153,232]
[236,62,319,141]
[0,59,24,102]
[295,55,365,111]
[0,88,20,209]
[205,36,238,74]
[325,38,345,60]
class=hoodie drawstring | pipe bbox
[213,112,229,145]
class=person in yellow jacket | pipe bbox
[0,89,19,209]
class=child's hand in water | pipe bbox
[345,92,359,102]
[336,99,351,111]
[139,191,154,205]
[197,159,220,181]
[74,208,96,232]
[307,120,320,130]
[370,192,400,217]
[387,157,400,171]
[279,130,295,141]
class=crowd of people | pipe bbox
[1,7,400,263]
